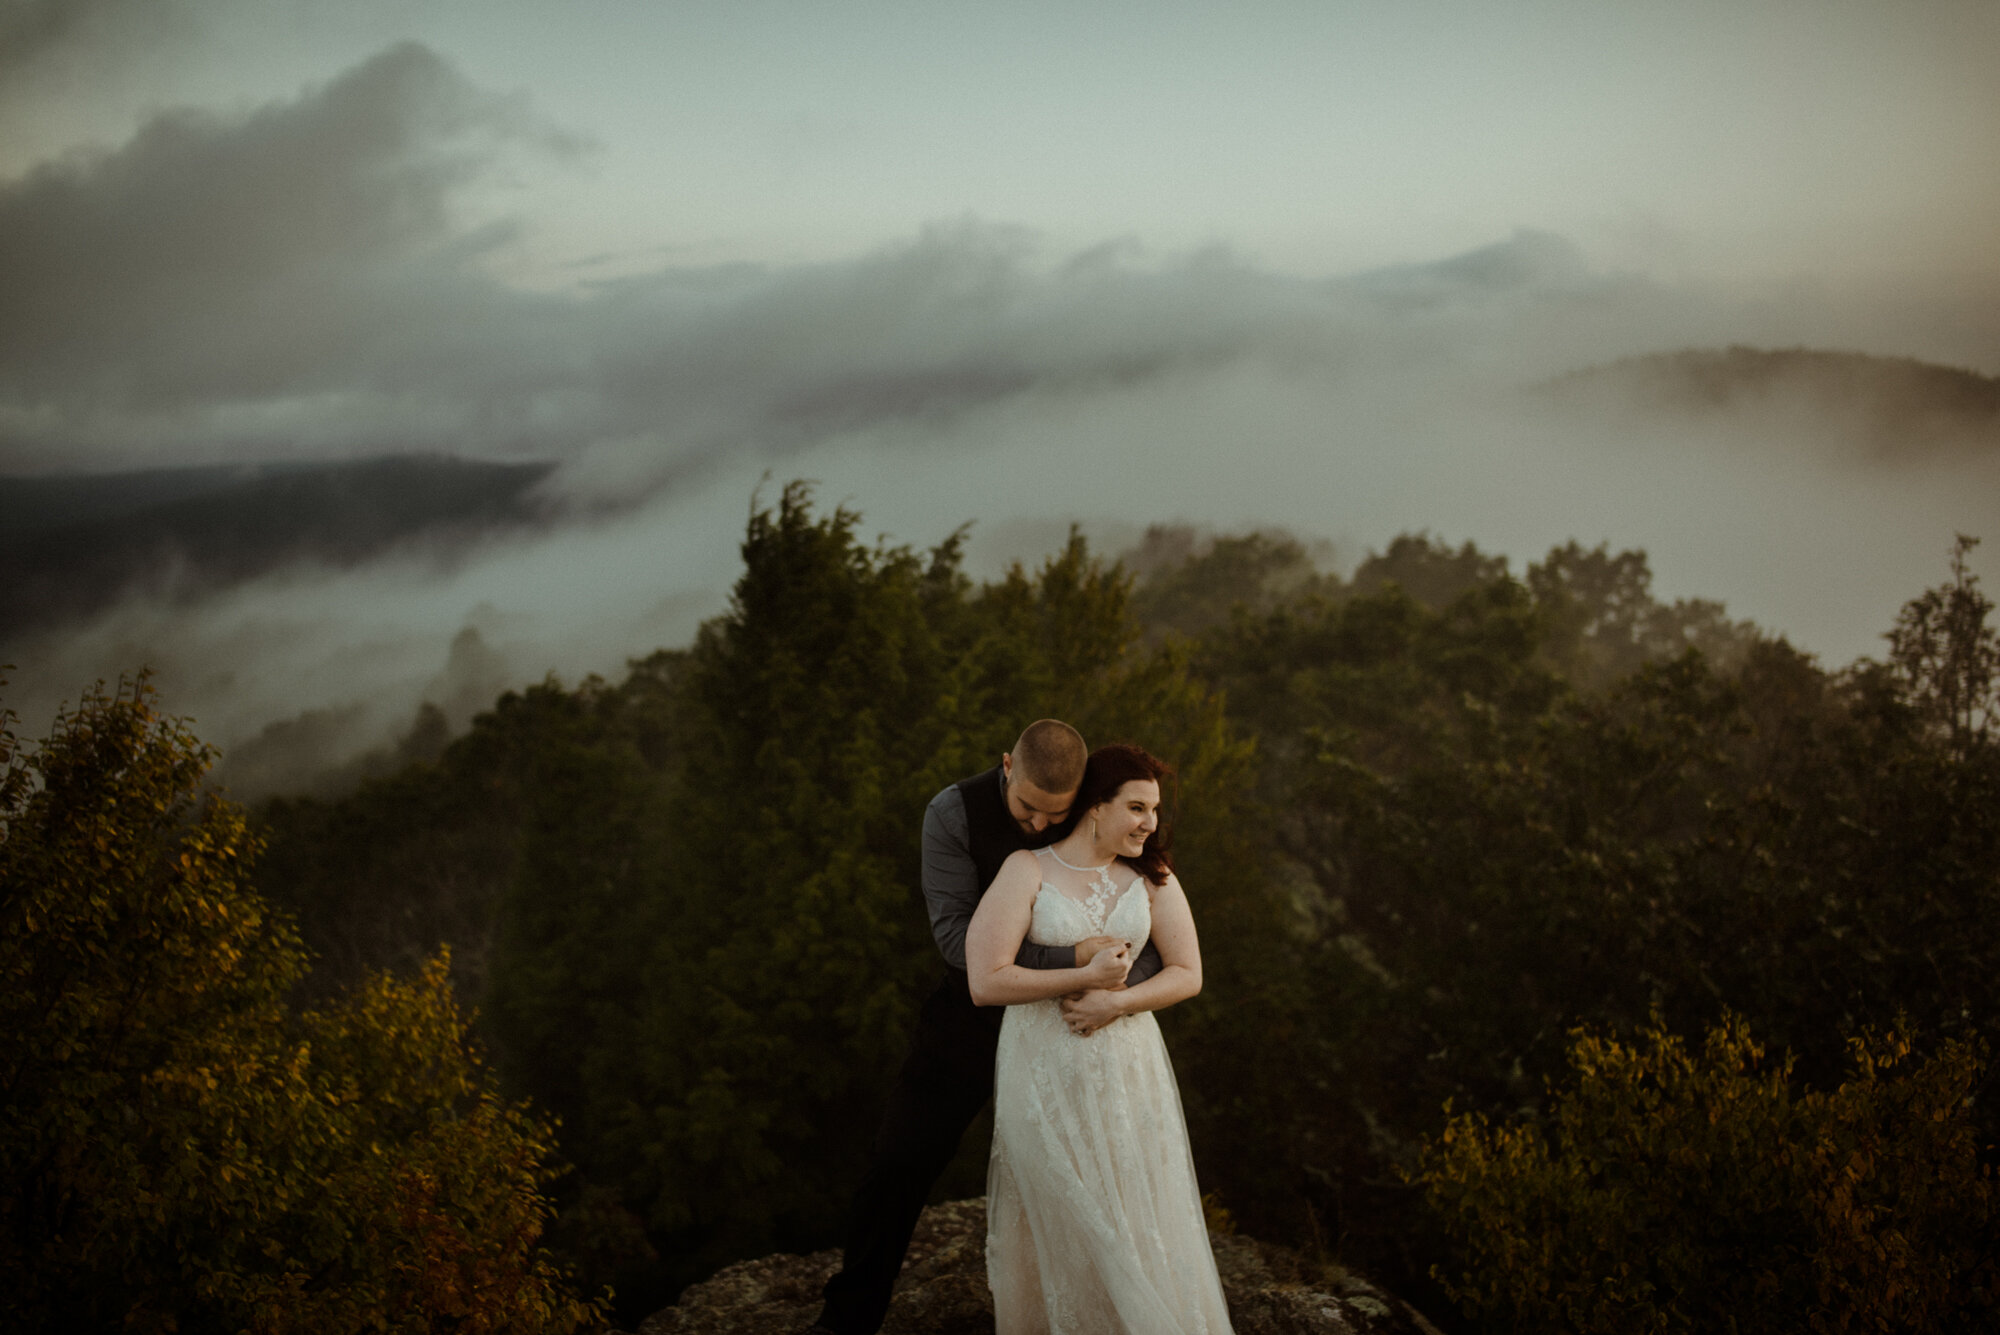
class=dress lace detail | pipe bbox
[984,850,1235,1334]
[1055,853,1124,932]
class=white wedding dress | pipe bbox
[985,847,1235,1334]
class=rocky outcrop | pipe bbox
[630,1197,1444,1335]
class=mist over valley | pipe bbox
[6,325,1996,799]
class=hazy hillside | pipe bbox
[0,455,553,637]
[1540,345,2000,455]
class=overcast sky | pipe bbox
[9,0,2000,282]
[6,0,1998,470]
[3,0,1998,776]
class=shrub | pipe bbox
[1413,1013,1997,1334]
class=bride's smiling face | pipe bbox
[1092,779,1161,859]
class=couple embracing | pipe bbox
[810,720,1234,1335]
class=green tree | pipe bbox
[1125,525,1337,640]
[1528,540,1758,686]
[254,656,675,1008]
[1888,533,1998,754]
[1351,532,1509,609]
[0,676,598,1334]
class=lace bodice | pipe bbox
[1028,847,1151,951]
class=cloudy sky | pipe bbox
[4,0,1999,782]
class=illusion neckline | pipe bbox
[1034,876,1146,912]
[1034,847,1141,895]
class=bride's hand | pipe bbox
[1061,986,1128,1037]
[1082,942,1131,990]
[1072,934,1119,968]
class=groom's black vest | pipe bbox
[956,765,1027,900]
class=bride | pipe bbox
[964,743,1234,1334]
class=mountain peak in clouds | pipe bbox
[0,454,553,640]
[1541,346,2000,458]
[1346,229,1593,302]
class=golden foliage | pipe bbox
[1413,1013,1997,1334]
[0,676,602,1333]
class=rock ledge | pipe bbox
[630,1198,1443,1334]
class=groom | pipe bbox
[808,719,1165,1335]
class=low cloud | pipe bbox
[0,0,176,76]
[0,42,1894,485]
[0,42,580,463]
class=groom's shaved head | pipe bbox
[1011,719,1087,795]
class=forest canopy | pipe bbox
[9,486,1997,1331]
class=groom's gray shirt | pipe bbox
[922,776,1164,985]
[922,781,1072,973]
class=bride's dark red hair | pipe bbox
[1076,743,1176,886]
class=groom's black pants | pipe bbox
[816,969,1004,1335]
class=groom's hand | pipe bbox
[1072,935,1120,968]
[1060,987,1129,1038]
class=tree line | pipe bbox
[4,484,1994,1331]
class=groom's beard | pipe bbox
[1019,820,1069,848]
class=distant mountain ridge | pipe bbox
[1540,346,2000,454]
[0,454,554,640]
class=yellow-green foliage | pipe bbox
[0,676,602,1334]
[1413,1014,1997,1334]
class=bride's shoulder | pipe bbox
[994,847,1045,887]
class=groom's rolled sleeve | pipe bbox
[922,785,1073,973]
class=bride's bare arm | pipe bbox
[966,851,1132,1006]
[1060,874,1202,1034]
